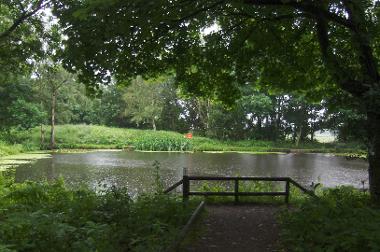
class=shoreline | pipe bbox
[0,125,366,161]
[0,147,367,171]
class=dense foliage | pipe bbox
[0,68,367,145]
[280,187,380,251]
[0,175,195,251]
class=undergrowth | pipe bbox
[280,186,380,251]
[0,173,196,251]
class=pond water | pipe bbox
[14,151,368,194]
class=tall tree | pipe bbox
[122,76,166,130]
[35,64,74,149]
[54,1,380,201]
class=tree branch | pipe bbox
[0,0,47,41]
[243,0,353,29]
[343,0,379,83]
[315,14,368,97]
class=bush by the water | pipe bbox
[134,133,192,151]
[280,187,380,251]
[0,176,195,251]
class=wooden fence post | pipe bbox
[285,179,290,204]
[234,178,239,204]
[182,167,189,202]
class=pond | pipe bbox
[14,151,368,194]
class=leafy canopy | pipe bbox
[53,0,379,104]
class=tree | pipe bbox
[0,0,50,75]
[35,64,74,149]
[53,1,380,201]
[0,75,46,130]
[157,81,188,132]
[325,103,367,142]
[122,76,166,131]
[283,95,324,146]
[0,0,49,40]
[207,101,247,140]
[240,91,274,140]
[7,99,46,130]
[94,86,130,127]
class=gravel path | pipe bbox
[183,204,282,252]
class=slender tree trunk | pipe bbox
[367,111,380,203]
[50,90,56,149]
[40,124,45,149]
[296,125,303,147]
[257,117,262,130]
[205,99,210,130]
[152,118,156,131]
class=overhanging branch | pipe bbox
[243,0,353,29]
[0,0,48,41]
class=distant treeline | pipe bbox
[0,68,366,144]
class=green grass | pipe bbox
[0,124,365,156]
[0,141,25,158]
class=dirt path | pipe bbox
[182,204,282,252]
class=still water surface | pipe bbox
[15,151,368,194]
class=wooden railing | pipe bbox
[164,174,316,203]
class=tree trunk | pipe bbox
[50,90,56,149]
[296,125,303,147]
[367,111,380,203]
[310,128,315,142]
[257,117,262,130]
[40,124,45,149]
[152,118,156,131]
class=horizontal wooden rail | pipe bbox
[187,176,290,181]
[164,175,316,203]
[189,192,287,196]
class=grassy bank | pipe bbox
[0,124,365,157]
[0,141,26,157]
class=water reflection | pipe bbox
[15,151,368,194]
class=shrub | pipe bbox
[134,134,192,151]
[0,177,196,251]
[280,187,380,251]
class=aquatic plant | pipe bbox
[134,134,192,151]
